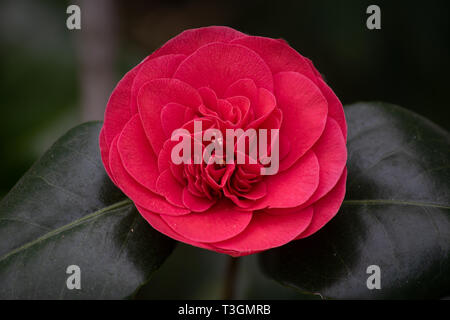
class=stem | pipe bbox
[223,257,240,300]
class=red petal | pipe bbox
[274,72,328,171]
[226,96,251,126]
[152,26,245,59]
[103,67,137,146]
[109,136,189,216]
[248,150,320,210]
[174,42,273,97]
[252,88,276,121]
[182,188,217,212]
[156,169,185,207]
[213,207,313,254]
[266,150,320,208]
[161,102,193,138]
[224,181,267,208]
[296,168,347,239]
[224,78,258,105]
[117,114,159,193]
[136,206,216,250]
[231,36,317,80]
[130,54,186,114]
[161,201,253,243]
[138,78,202,154]
[158,139,174,173]
[316,77,347,140]
[306,118,347,205]
[198,86,218,110]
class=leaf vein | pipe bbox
[0,199,132,264]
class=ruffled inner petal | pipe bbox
[182,187,217,212]
[224,78,258,111]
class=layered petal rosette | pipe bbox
[100,26,347,256]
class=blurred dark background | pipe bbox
[0,0,448,299]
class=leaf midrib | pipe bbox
[343,199,450,209]
[0,199,133,263]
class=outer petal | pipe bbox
[305,117,347,205]
[152,26,245,59]
[103,67,137,146]
[247,150,320,210]
[274,72,328,171]
[109,136,189,216]
[117,114,159,193]
[130,54,187,114]
[161,201,253,243]
[213,207,313,254]
[265,119,347,216]
[316,77,347,140]
[174,42,274,96]
[138,78,202,154]
[296,168,347,239]
[137,206,216,251]
[231,36,317,81]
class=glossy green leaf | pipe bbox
[259,102,450,299]
[0,122,175,299]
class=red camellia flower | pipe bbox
[99,26,347,256]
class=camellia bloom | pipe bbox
[99,26,347,256]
